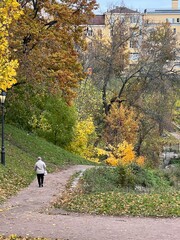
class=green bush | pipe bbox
[164,165,180,188]
[34,96,77,147]
[117,165,136,188]
[80,165,174,194]
[117,164,149,189]
[81,167,119,193]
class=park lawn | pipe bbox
[57,190,180,217]
[55,166,180,217]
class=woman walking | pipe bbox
[34,157,46,187]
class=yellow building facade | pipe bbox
[85,7,142,65]
[143,0,180,67]
[85,1,180,67]
[145,0,180,39]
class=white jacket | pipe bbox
[34,160,46,174]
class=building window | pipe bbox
[130,53,139,61]
[88,42,93,49]
[97,29,102,39]
[166,18,175,23]
[87,27,93,36]
[120,16,125,23]
[130,16,138,24]
[177,18,180,22]
[130,40,138,48]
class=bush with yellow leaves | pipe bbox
[67,117,98,162]
[97,141,145,167]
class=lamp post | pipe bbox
[0,91,6,166]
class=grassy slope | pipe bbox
[0,124,90,202]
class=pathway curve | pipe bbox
[0,165,179,240]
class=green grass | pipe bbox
[55,166,180,217]
[79,166,175,193]
[58,191,180,217]
[0,124,90,202]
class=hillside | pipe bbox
[0,124,90,202]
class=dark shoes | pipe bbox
[39,184,43,187]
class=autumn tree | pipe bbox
[97,140,145,166]
[133,23,178,134]
[9,0,97,101]
[103,103,139,147]
[81,6,179,165]
[5,0,97,132]
[75,77,102,120]
[0,0,23,91]
[83,9,178,122]
[83,8,136,115]
[67,117,97,161]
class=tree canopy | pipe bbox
[0,0,23,91]
[9,0,97,103]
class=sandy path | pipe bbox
[0,165,179,240]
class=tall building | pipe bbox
[144,0,180,67]
[86,7,141,39]
[85,6,142,65]
[85,1,180,68]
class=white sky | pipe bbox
[95,0,174,13]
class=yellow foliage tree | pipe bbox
[98,141,145,167]
[116,141,136,165]
[0,0,23,91]
[67,117,98,162]
[104,103,139,146]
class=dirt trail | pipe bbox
[0,165,179,240]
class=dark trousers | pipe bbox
[37,174,44,187]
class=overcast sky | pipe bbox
[95,0,174,13]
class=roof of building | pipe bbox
[147,9,180,14]
[108,6,139,14]
[88,15,105,25]
[87,7,139,25]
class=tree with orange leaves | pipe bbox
[9,0,97,103]
[104,103,139,147]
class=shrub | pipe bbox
[78,166,175,194]
[67,117,98,161]
[117,164,173,190]
[81,167,119,193]
[117,164,136,188]
[98,141,145,167]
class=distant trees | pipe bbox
[80,10,180,165]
